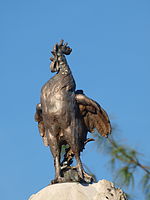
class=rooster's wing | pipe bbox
[75,92,111,137]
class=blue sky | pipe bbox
[0,0,150,199]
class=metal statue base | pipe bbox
[51,167,93,184]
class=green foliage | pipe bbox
[93,131,150,200]
[117,166,134,187]
[141,174,150,200]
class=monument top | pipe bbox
[29,180,127,200]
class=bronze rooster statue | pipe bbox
[35,40,111,184]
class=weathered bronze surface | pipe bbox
[35,40,111,184]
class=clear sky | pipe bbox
[0,0,150,199]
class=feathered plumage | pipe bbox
[35,90,111,166]
[75,90,111,138]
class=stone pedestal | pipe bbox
[28,179,127,200]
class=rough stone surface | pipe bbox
[28,180,127,200]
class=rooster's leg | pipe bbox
[47,129,63,183]
[74,153,84,179]
[74,153,93,183]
